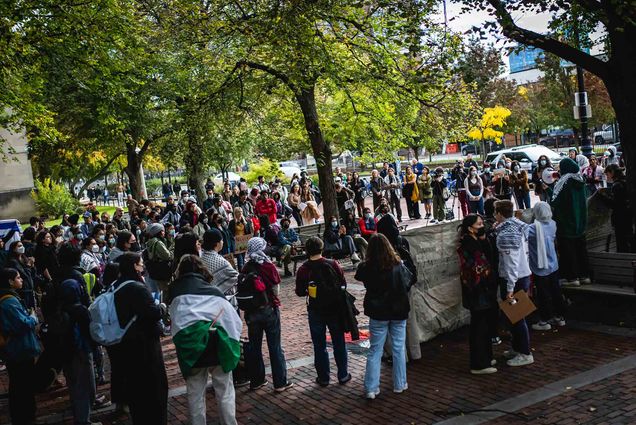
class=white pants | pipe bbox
[186,366,237,425]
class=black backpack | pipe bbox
[142,248,172,281]
[307,260,344,313]
[236,263,269,312]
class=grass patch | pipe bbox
[21,205,121,231]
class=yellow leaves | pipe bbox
[467,106,511,141]
[142,154,166,173]
[517,86,528,99]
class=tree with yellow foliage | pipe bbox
[467,106,512,156]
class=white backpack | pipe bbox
[89,280,137,346]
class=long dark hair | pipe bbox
[174,233,200,266]
[118,252,142,281]
[116,231,133,251]
[175,254,213,282]
[0,268,19,289]
[102,262,120,289]
[457,214,481,239]
[365,233,401,271]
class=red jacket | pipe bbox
[256,198,278,225]
[358,217,378,237]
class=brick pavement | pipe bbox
[2,262,635,424]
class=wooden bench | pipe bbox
[291,223,323,275]
[563,251,636,297]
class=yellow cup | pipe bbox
[308,283,317,298]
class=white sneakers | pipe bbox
[471,367,497,375]
[366,390,380,399]
[532,321,552,331]
[579,277,592,285]
[550,316,566,327]
[351,252,361,263]
[561,279,580,287]
[393,384,408,394]
[507,353,534,367]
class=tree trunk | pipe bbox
[296,86,338,221]
[184,133,206,202]
[124,144,143,200]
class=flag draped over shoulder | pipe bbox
[169,273,242,377]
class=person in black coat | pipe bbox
[457,215,498,374]
[110,252,168,424]
[599,165,635,253]
[355,233,412,400]
[7,241,36,311]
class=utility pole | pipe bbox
[575,66,592,157]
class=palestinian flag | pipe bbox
[169,274,242,377]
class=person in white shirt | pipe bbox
[495,200,534,367]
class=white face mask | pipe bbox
[91,245,100,253]
[16,246,25,254]
[470,171,477,176]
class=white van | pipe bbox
[484,145,564,171]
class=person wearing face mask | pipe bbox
[164,223,176,253]
[532,155,552,201]
[193,212,210,241]
[109,231,137,263]
[7,241,37,311]
[457,214,498,374]
[203,189,216,212]
[322,216,361,263]
[430,167,447,224]
[568,147,578,160]
[110,252,169,424]
[34,230,60,283]
[359,207,378,239]
[464,166,485,215]
[80,237,104,283]
[510,160,531,210]
[583,155,605,194]
[417,167,433,219]
[603,145,620,167]
[341,211,368,261]
[145,223,174,300]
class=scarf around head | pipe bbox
[552,158,584,202]
[497,217,529,250]
[532,201,552,269]
[246,237,270,264]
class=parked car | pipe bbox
[593,124,616,144]
[460,141,504,156]
[484,145,564,172]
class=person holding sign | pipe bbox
[228,208,253,270]
[495,200,534,367]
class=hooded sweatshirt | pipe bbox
[550,158,587,238]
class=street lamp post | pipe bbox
[575,65,593,157]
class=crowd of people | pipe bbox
[0,147,632,424]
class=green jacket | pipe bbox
[550,158,587,238]
[146,237,173,262]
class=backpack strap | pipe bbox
[111,280,138,294]
[0,294,14,305]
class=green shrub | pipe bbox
[31,178,80,218]
[243,159,284,185]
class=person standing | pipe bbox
[464,166,485,215]
[169,255,242,425]
[201,229,239,306]
[370,169,385,212]
[550,158,592,286]
[356,233,412,399]
[349,172,367,218]
[383,168,403,223]
[403,166,421,220]
[242,238,293,392]
[494,200,534,367]
[532,155,552,202]
[295,237,351,387]
[0,268,41,425]
[417,167,433,219]
[528,202,566,331]
[457,215,498,374]
[583,155,605,195]
[111,252,168,424]
[430,167,447,224]
[452,160,469,218]
[599,165,635,253]
[7,241,37,312]
[510,161,531,210]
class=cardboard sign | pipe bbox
[499,290,537,324]
[234,234,252,254]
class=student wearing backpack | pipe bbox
[355,234,412,400]
[201,229,239,307]
[0,268,41,425]
[240,237,293,392]
[110,252,169,424]
[144,223,174,299]
[295,237,351,387]
[57,243,103,425]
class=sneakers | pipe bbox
[233,378,251,388]
[491,359,497,366]
[351,253,361,263]
[550,316,566,327]
[470,367,497,375]
[284,269,292,277]
[532,321,552,331]
[274,381,294,392]
[315,377,329,387]
[393,384,408,393]
[366,390,380,400]
[579,277,592,285]
[249,379,269,391]
[491,337,502,346]
[507,353,534,367]
[429,219,438,224]
[561,279,580,287]
[503,349,518,359]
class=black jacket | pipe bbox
[113,277,163,342]
[355,262,412,321]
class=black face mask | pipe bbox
[476,227,486,237]
[130,242,141,252]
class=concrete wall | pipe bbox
[0,126,36,221]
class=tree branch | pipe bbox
[237,60,298,93]
[486,0,609,79]
[76,152,122,197]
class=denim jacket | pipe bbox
[0,289,41,361]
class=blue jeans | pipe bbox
[510,276,531,355]
[235,253,245,271]
[308,309,348,383]
[468,198,484,215]
[364,319,407,393]
[245,307,288,389]
[514,191,531,210]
